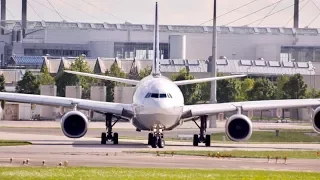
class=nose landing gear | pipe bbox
[148,125,165,148]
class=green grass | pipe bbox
[211,130,320,143]
[0,167,319,180]
[0,140,31,146]
[128,150,320,159]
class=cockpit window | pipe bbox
[145,93,172,98]
[151,93,159,98]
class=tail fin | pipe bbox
[152,2,161,76]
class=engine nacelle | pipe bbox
[225,114,252,141]
[61,111,88,138]
[312,107,320,134]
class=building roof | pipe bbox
[8,55,44,67]
[96,58,116,74]
[214,59,315,75]
[116,59,135,74]
[135,59,153,72]
[42,57,62,74]
[33,55,316,77]
[57,57,96,73]
[4,20,320,36]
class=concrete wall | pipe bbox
[2,103,18,120]
[66,86,82,99]
[114,86,135,104]
[90,86,106,121]
[65,86,88,116]
[40,85,57,120]
[2,102,31,120]
[12,42,24,56]
[89,41,114,58]
[19,103,31,120]
[169,35,186,59]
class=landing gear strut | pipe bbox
[101,113,119,145]
[148,125,165,148]
[193,115,211,147]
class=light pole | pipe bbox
[209,0,217,128]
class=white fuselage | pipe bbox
[132,75,184,131]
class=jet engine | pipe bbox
[225,114,252,141]
[61,111,88,138]
[312,107,320,133]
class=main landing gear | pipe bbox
[101,113,119,145]
[148,125,165,148]
[193,115,211,147]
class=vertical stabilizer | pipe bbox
[152,2,161,76]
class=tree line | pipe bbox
[6,56,319,104]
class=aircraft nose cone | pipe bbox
[151,99,171,109]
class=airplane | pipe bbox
[0,2,320,149]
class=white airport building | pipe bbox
[1,20,320,64]
[0,20,318,84]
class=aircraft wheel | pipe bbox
[151,136,157,148]
[148,133,153,145]
[205,134,211,147]
[101,132,107,144]
[157,138,165,148]
[193,134,199,146]
[113,132,119,144]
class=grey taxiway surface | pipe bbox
[0,120,319,172]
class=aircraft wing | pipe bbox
[174,74,246,86]
[0,92,133,118]
[64,70,140,85]
[182,99,320,118]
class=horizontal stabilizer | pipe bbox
[174,74,246,86]
[64,70,140,85]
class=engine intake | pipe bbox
[225,114,252,141]
[61,111,88,138]
[312,107,320,133]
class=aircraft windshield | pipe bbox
[145,93,173,98]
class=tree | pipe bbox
[0,74,5,92]
[282,74,307,99]
[199,73,234,103]
[139,66,152,80]
[237,78,254,101]
[247,78,275,101]
[217,78,241,103]
[306,88,320,98]
[172,68,200,105]
[55,72,78,97]
[16,71,40,94]
[55,55,95,98]
[39,67,55,85]
[105,62,127,102]
[199,82,210,103]
[275,75,289,99]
